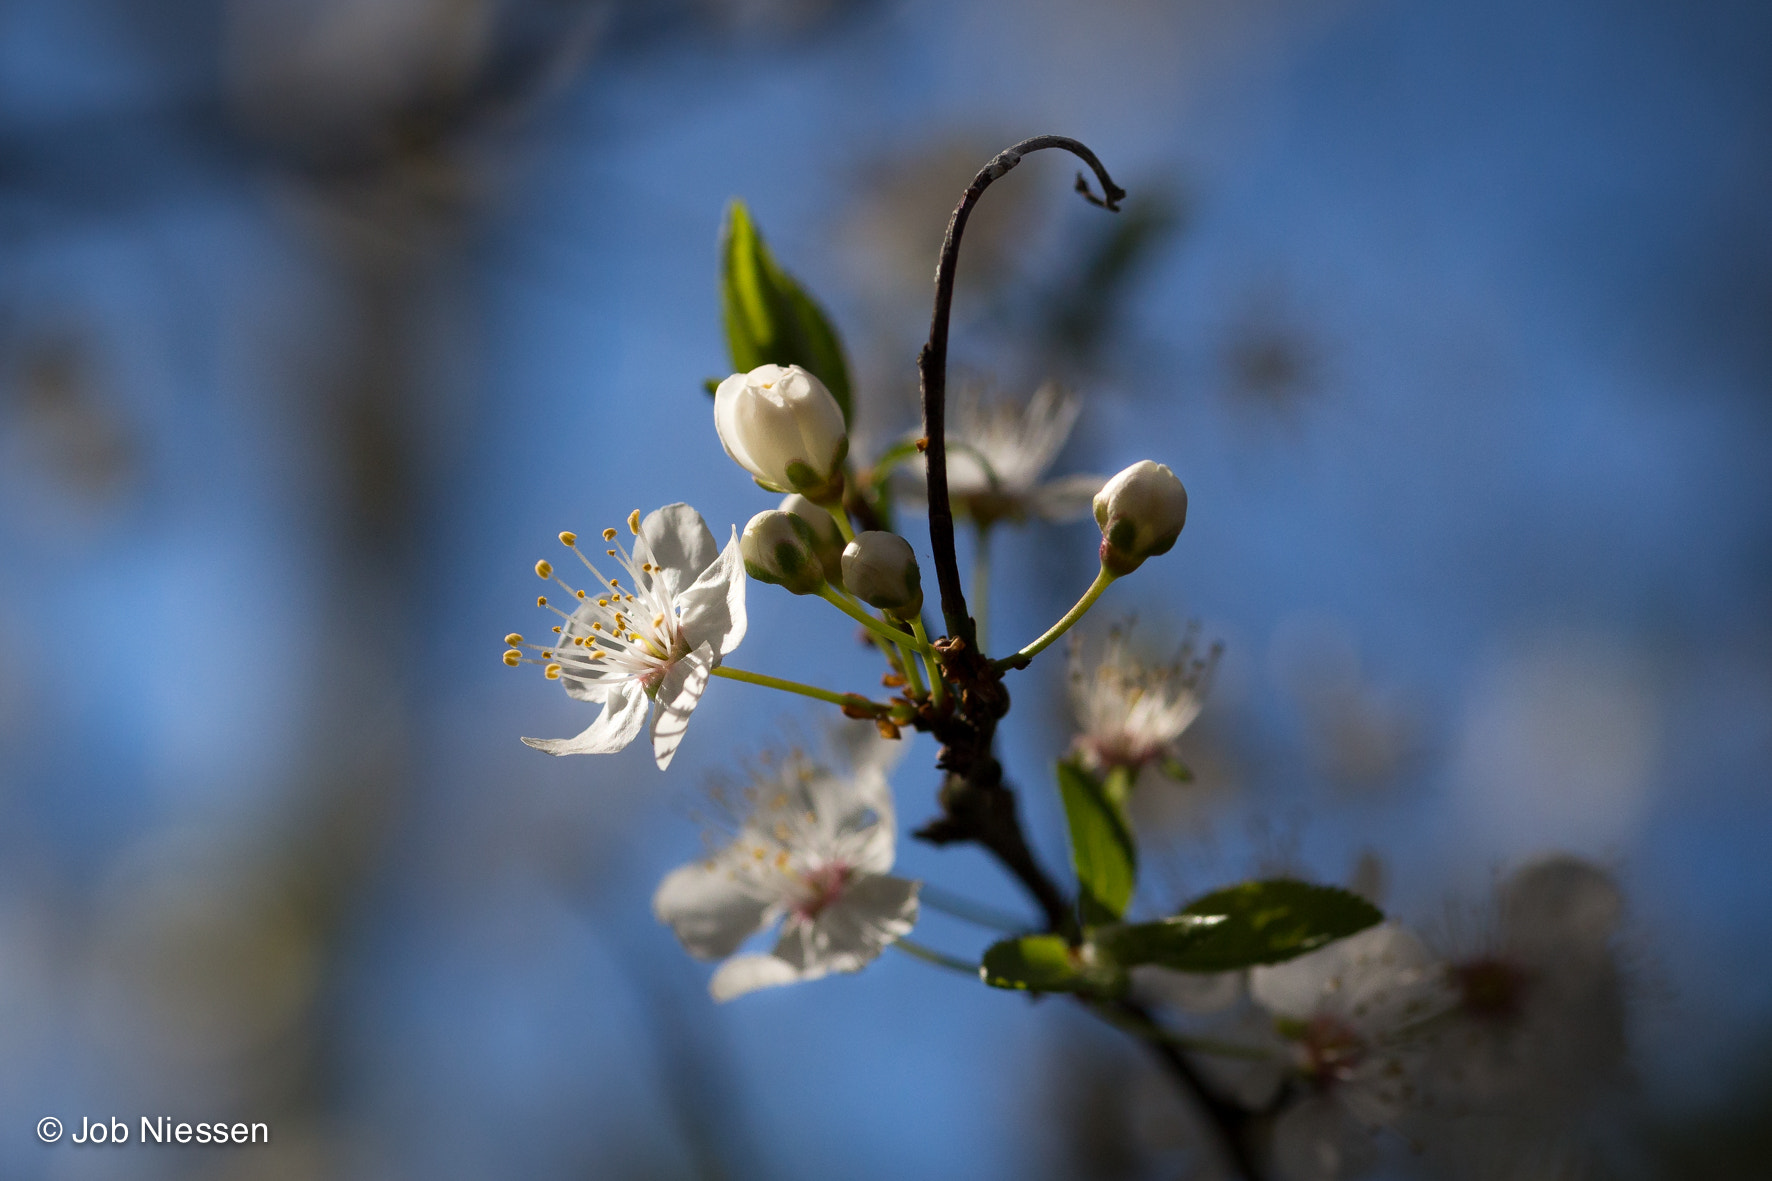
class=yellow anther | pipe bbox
[628,509,641,535]
[502,650,521,667]
[752,847,766,861]
[541,650,553,658]
[598,598,609,607]
[653,614,665,628]
[537,595,548,607]
[602,527,618,541]
[589,650,606,660]
[574,637,585,646]
[544,664,563,680]
[504,633,523,646]
[559,531,577,546]
[535,560,553,579]
[609,578,620,588]
[575,589,586,599]
[591,622,603,631]
[606,549,616,556]
[774,851,790,869]
[552,626,562,633]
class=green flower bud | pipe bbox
[780,493,848,592]
[741,509,826,595]
[841,531,923,619]
[1093,460,1187,576]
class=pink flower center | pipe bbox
[794,862,851,921]
[1299,1015,1366,1085]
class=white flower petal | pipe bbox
[677,529,747,656]
[653,856,779,960]
[1250,924,1445,1032]
[1032,473,1109,522]
[844,767,898,876]
[1271,1095,1377,1181]
[709,953,802,1002]
[773,874,919,979]
[520,680,648,756]
[651,642,715,771]
[638,503,719,598]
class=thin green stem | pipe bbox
[898,641,928,698]
[996,564,1116,671]
[972,524,993,655]
[710,665,874,710]
[822,502,857,544]
[818,586,938,656]
[910,616,946,708]
[892,937,979,976]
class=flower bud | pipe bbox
[780,493,847,591]
[841,531,923,619]
[1093,460,1187,576]
[713,364,848,502]
[741,510,827,595]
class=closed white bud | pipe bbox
[841,531,923,619]
[780,493,847,591]
[741,510,827,595]
[1094,460,1187,576]
[714,364,848,502]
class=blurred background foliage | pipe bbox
[1,0,1769,1177]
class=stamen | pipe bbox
[504,633,523,645]
[544,664,562,680]
[558,531,577,546]
[603,527,618,541]
[628,509,641,535]
[537,595,548,607]
[502,650,521,666]
[535,560,553,579]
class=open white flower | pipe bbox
[507,503,746,771]
[1068,623,1219,778]
[924,381,1106,527]
[1404,857,1629,1180]
[1250,924,1458,1181]
[653,731,919,1001]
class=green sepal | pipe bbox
[1057,760,1136,926]
[1160,757,1193,782]
[1094,880,1384,974]
[720,199,853,425]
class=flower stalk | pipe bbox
[997,565,1116,671]
[709,665,879,711]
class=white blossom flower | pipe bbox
[1068,623,1219,779]
[507,503,745,771]
[926,381,1106,527]
[653,731,919,1001]
[714,364,848,501]
[1404,856,1629,1180]
[1249,924,1458,1181]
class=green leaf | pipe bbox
[980,935,1083,992]
[979,935,1125,996]
[720,199,853,425]
[1057,760,1136,926]
[1095,880,1383,973]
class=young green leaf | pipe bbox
[1094,880,1383,973]
[979,935,1084,992]
[719,199,853,425]
[1057,760,1137,927]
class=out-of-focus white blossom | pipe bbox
[653,733,919,1001]
[1068,624,1218,780]
[713,364,848,501]
[841,531,924,619]
[509,504,745,771]
[1249,924,1457,1181]
[1406,856,1630,1180]
[1094,459,1187,575]
[938,382,1106,526]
